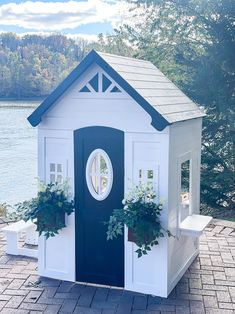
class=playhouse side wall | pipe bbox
[167,118,202,294]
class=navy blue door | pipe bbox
[74,126,124,287]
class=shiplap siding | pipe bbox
[167,118,202,293]
[42,64,157,134]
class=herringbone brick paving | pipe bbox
[0,220,234,314]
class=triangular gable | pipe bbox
[28,50,169,131]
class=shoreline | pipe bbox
[0,99,43,108]
[0,98,44,102]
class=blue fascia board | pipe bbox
[28,50,169,131]
[27,51,96,127]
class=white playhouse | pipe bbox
[28,50,212,297]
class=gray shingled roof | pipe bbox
[98,51,205,123]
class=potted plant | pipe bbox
[20,181,74,239]
[106,184,172,257]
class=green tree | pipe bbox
[120,0,235,211]
[91,32,135,57]
[0,33,92,99]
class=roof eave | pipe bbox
[28,50,170,131]
[28,50,97,127]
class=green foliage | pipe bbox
[0,32,134,99]
[92,32,135,57]
[21,181,74,239]
[1,0,234,213]
[117,0,235,212]
[6,203,27,221]
[0,203,8,217]
[106,185,172,257]
[0,33,90,99]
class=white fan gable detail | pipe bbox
[79,72,121,94]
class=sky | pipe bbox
[0,0,131,41]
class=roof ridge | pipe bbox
[97,51,151,64]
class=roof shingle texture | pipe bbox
[98,51,205,123]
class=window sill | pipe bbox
[180,214,213,237]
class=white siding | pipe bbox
[125,132,169,297]
[37,64,164,283]
[37,129,75,281]
[40,64,161,134]
[36,60,203,297]
[167,118,202,293]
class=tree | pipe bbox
[91,32,135,57]
[0,33,91,99]
[119,0,235,211]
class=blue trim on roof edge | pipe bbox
[27,50,169,131]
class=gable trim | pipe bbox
[28,50,169,131]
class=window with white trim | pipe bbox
[86,149,113,201]
[180,160,191,221]
[138,169,155,186]
[49,163,63,183]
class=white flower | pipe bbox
[132,197,139,203]
[159,204,163,210]
[124,205,128,210]
[122,199,126,205]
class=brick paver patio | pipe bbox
[0,220,234,314]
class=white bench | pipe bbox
[2,220,38,258]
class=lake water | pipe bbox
[0,100,40,205]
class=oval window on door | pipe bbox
[86,149,113,201]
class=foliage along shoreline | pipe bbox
[0,0,234,214]
[0,97,44,101]
[0,32,86,99]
